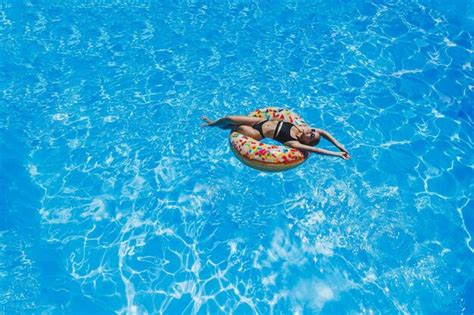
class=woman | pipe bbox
[201,115,350,160]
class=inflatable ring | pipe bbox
[229,107,309,172]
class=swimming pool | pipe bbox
[1,0,473,313]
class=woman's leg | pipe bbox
[230,125,263,140]
[201,116,262,129]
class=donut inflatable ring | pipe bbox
[229,107,309,172]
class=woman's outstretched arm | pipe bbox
[316,128,348,153]
[287,141,350,160]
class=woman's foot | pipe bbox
[201,116,214,127]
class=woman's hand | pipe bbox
[339,152,351,160]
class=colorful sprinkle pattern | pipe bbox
[229,107,309,171]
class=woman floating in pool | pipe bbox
[201,114,350,160]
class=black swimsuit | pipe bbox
[252,120,268,138]
[252,120,298,143]
[273,121,298,143]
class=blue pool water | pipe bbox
[1,0,473,313]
